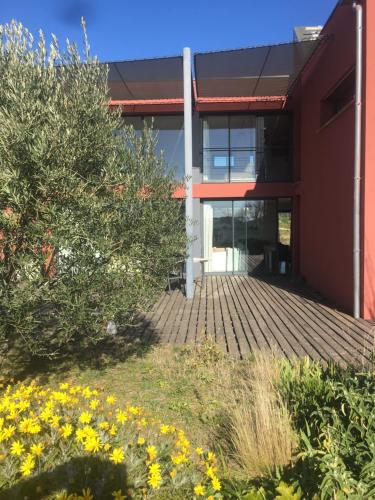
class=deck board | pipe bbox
[138,276,375,364]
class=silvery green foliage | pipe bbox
[0,21,186,357]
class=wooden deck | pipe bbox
[133,275,375,365]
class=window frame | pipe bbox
[201,112,293,184]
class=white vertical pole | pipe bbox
[353,2,362,319]
[183,47,194,299]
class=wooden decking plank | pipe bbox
[222,275,252,357]
[269,283,359,365]
[153,289,180,342]
[212,276,226,348]
[217,276,240,357]
[174,289,194,345]
[309,301,374,349]
[141,290,174,344]
[288,290,371,362]
[231,276,270,351]
[205,276,215,338]
[196,279,208,344]
[134,275,373,366]
[184,281,200,344]
[236,275,276,351]
[224,275,259,353]
[265,281,353,365]
[250,276,309,359]
[241,277,296,359]
[255,278,333,363]
[253,276,322,361]
[162,288,186,344]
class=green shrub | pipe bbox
[279,360,375,498]
[0,21,186,357]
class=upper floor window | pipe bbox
[123,115,184,180]
[202,114,292,183]
[320,70,355,127]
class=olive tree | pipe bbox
[0,21,186,357]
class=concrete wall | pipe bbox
[296,3,356,313]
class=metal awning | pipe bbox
[194,40,318,99]
[105,56,183,101]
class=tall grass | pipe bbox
[148,341,296,478]
[217,353,296,478]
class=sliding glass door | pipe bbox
[203,200,279,274]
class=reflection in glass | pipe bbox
[123,115,184,180]
[202,114,292,182]
[203,199,278,274]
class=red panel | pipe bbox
[296,4,356,314]
[110,99,184,114]
[195,101,286,112]
[173,182,296,199]
[362,0,375,319]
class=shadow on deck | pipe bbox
[134,275,375,365]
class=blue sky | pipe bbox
[1,0,338,61]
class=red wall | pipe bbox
[296,4,356,313]
[362,0,375,319]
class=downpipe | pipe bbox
[352,2,362,319]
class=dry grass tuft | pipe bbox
[217,352,296,478]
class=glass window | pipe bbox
[123,115,184,180]
[202,114,292,183]
[203,199,280,274]
[230,116,256,149]
[203,116,229,149]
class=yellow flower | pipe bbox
[54,491,73,500]
[19,417,41,434]
[79,412,92,424]
[116,410,127,424]
[149,463,161,475]
[112,490,125,500]
[194,484,205,496]
[147,474,162,489]
[80,488,93,500]
[20,454,35,476]
[195,447,203,455]
[89,399,100,410]
[103,443,111,451]
[109,447,124,464]
[170,469,177,478]
[106,395,116,405]
[207,496,215,500]
[146,445,157,461]
[207,451,217,463]
[128,405,140,415]
[211,476,221,491]
[137,436,145,445]
[82,387,92,399]
[109,424,117,436]
[59,382,69,390]
[30,443,44,456]
[0,424,16,441]
[99,421,110,430]
[206,465,217,479]
[49,415,61,429]
[60,423,73,438]
[84,436,101,453]
[171,453,188,465]
[10,440,25,456]
[160,424,170,434]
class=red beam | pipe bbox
[173,182,298,199]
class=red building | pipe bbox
[107,0,374,320]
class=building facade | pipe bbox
[107,0,375,320]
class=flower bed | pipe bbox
[0,381,222,499]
